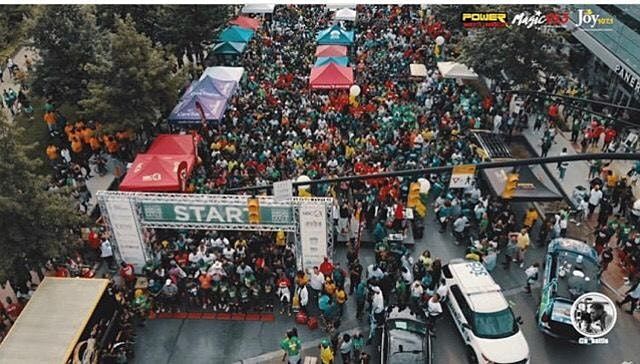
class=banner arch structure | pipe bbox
[97,191,334,272]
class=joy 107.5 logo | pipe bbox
[575,8,614,28]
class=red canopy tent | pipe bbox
[310,63,353,89]
[315,45,348,57]
[119,154,195,192]
[229,16,261,31]
[146,134,197,156]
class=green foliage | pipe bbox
[0,117,86,282]
[79,16,186,131]
[95,5,230,61]
[0,5,33,60]
[456,5,568,87]
[30,5,100,103]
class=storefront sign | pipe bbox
[104,199,148,271]
[140,202,295,227]
[615,64,640,94]
[450,164,477,189]
[299,204,328,269]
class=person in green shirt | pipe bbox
[280,329,302,364]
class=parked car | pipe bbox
[536,238,600,341]
[443,259,530,364]
[381,306,432,364]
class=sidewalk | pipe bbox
[521,125,633,300]
[1,46,38,121]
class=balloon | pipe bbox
[435,36,445,45]
[296,175,311,192]
[349,85,361,97]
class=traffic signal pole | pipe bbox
[227,153,640,193]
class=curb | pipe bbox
[233,328,364,364]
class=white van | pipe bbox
[442,259,530,364]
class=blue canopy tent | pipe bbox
[182,76,237,100]
[314,56,349,67]
[168,95,228,124]
[218,26,255,43]
[211,41,247,55]
[316,25,354,45]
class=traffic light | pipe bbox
[502,173,520,199]
[407,182,427,217]
[247,197,260,224]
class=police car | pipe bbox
[442,259,530,364]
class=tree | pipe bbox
[79,16,186,131]
[456,6,568,87]
[96,5,230,66]
[0,118,86,283]
[0,6,30,50]
[30,5,100,103]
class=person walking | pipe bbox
[349,259,363,295]
[352,332,364,360]
[319,338,334,364]
[280,329,302,364]
[524,263,540,294]
[355,281,366,319]
[100,237,115,270]
[617,280,640,314]
[588,184,603,218]
[339,333,353,364]
[514,228,530,268]
[523,207,539,230]
[426,293,443,336]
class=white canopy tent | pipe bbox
[241,4,276,14]
[334,8,357,22]
[437,62,479,80]
[327,4,356,11]
[410,63,428,78]
[200,66,245,83]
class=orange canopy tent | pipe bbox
[119,154,195,192]
[146,134,197,156]
[229,16,261,31]
[315,45,348,57]
[310,63,354,89]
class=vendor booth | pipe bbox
[437,61,479,80]
[168,95,227,124]
[241,4,275,14]
[229,16,261,31]
[314,56,349,67]
[316,25,354,45]
[211,41,247,55]
[200,66,245,83]
[182,75,237,99]
[410,63,428,78]
[315,45,348,57]
[217,26,254,43]
[310,63,353,89]
[146,134,197,156]
[334,8,357,22]
[119,155,193,192]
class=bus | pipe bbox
[0,277,119,364]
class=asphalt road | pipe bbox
[133,202,640,364]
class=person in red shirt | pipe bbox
[87,229,101,250]
[319,257,334,276]
[4,298,22,322]
[119,262,136,285]
[55,264,70,277]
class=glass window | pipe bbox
[473,308,519,339]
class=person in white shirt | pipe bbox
[297,284,309,314]
[222,245,235,261]
[100,238,115,269]
[524,263,540,294]
[426,294,443,335]
[588,185,603,218]
[309,267,325,292]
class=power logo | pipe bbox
[461,12,509,28]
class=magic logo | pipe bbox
[511,10,569,28]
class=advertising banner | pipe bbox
[139,201,295,227]
[299,204,328,269]
[104,199,147,271]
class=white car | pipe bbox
[442,259,530,364]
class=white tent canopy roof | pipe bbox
[334,8,357,21]
[200,66,245,83]
[437,61,479,80]
[410,63,428,77]
[327,3,356,11]
[241,4,276,14]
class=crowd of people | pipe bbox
[3,3,640,360]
